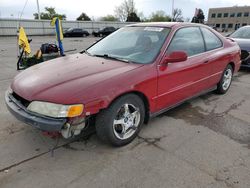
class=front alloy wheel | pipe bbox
[113,103,140,140]
[96,94,145,146]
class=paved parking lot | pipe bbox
[0,36,250,188]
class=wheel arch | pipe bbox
[228,62,235,73]
[106,91,150,124]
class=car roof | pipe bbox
[240,25,250,28]
[127,22,204,28]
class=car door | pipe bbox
[156,26,212,111]
[71,29,76,37]
[200,27,225,86]
[103,28,108,35]
[76,29,82,37]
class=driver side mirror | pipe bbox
[162,51,188,65]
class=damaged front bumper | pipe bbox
[5,91,67,132]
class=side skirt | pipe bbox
[149,86,217,118]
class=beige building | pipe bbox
[207,6,250,31]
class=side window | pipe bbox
[201,27,223,51]
[167,27,205,57]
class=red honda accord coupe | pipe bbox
[6,22,241,146]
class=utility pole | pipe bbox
[36,0,41,20]
[171,0,174,22]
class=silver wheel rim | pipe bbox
[222,68,232,91]
[113,103,140,140]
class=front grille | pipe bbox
[12,92,31,108]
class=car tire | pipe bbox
[95,94,145,146]
[216,64,233,94]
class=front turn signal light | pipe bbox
[67,104,84,117]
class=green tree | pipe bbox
[76,12,91,21]
[149,11,171,22]
[33,7,66,20]
[100,15,118,21]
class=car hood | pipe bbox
[232,38,250,51]
[11,53,143,104]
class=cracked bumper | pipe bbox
[5,91,67,132]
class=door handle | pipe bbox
[203,60,209,64]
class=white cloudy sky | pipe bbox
[0,0,250,20]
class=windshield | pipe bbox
[67,28,74,32]
[87,26,171,64]
[230,27,250,39]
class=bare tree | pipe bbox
[185,17,191,22]
[114,0,138,22]
[172,8,184,22]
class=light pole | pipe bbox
[171,0,175,22]
[36,0,41,20]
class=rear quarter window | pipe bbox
[201,27,223,51]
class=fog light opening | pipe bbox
[61,121,86,139]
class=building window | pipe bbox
[223,13,228,17]
[230,13,235,17]
[216,24,220,28]
[217,13,222,18]
[228,24,233,28]
[237,12,242,17]
[244,12,249,17]
[211,13,216,18]
[242,23,247,26]
[222,24,226,28]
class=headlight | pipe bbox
[27,101,84,118]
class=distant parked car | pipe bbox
[228,26,250,68]
[64,28,89,37]
[92,27,116,37]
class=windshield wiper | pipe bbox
[80,50,92,56]
[93,54,131,63]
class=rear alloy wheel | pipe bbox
[95,94,145,146]
[216,64,233,94]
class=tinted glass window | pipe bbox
[224,13,228,17]
[237,12,242,17]
[230,13,235,17]
[244,12,249,17]
[201,28,223,51]
[167,27,205,57]
[217,13,222,18]
[211,13,216,18]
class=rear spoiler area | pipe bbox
[226,37,235,42]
